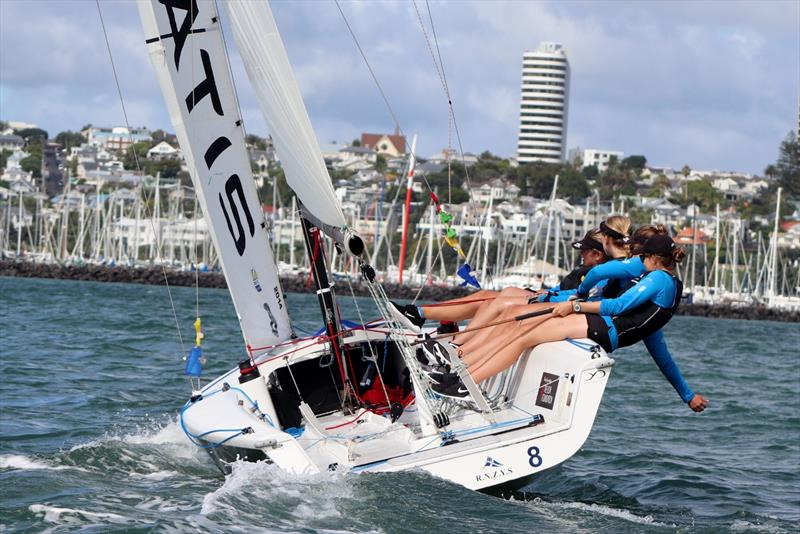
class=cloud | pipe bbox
[0,0,797,175]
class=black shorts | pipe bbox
[585,314,613,353]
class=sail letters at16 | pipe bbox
[159,0,254,257]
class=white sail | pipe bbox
[138,0,292,352]
[223,1,346,229]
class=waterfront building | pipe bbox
[517,42,570,164]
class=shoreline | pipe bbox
[2,260,796,323]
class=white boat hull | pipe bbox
[181,328,613,491]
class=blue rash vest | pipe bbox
[537,257,695,402]
[597,269,694,403]
[576,256,646,298]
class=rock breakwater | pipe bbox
[2,260,796,322]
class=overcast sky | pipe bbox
[1,0,798,174]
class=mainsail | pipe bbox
[138,0,292,352]
[223,1,346,231]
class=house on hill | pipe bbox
[360,132,406,157]
[147,141,180,160]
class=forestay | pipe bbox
[138,0,292,352]
[224,1,346,229]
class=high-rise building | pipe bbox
[517,42,570,164]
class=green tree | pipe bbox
[15,127,49,142]
[21,152,42,178]
[621,155,647,171]
[245,134,268,151]
[684,179,724,211]
[54,130,86,149]
[581,164,599,181]
[123,141,153,170]
[375,154,388,174]
[774,131,800,198]
[0,148,12,170]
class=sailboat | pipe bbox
[138,0,614,491]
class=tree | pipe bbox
[54,130,86,149]
[0,148,12,170]
[375,154,388,174]
[621,155,647,171]
[581,164,599,181]
[774,131,800,198]
[15,128,49,143]
[21,151,42,178]
[123,141,153,170]
[684,179,723,211]
[245,134,268,151]
[351,139,361,147]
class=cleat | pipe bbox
[388,301,426,333]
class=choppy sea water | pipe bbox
[1,276,798,533]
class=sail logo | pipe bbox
[476,456,513,482]
[263,303,279,337]
[153,0,255,257]
[251,269,262,292]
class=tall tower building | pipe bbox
[517,42,570,164]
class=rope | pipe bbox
[333,0,404,138]
[345,274,394,411]
[96,1,186,356]
[411,0,477,208]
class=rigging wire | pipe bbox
[333,0,405,139]
[411,0,477,207]
[95,0,186,355]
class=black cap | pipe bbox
[572,230,604,253]
[641,234,676,258]
[599,221,631,243]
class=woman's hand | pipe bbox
[688,393,709,412]
[552,301,573,317]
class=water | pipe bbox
[1,276,798,533]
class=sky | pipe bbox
[0,0,798,175]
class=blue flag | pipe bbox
[457,263,481,289]
[185,347,203,377]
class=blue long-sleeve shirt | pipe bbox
[597,269,693,403]
[576,256,645,298]
[643,330,695,402]
[599,269,677,316]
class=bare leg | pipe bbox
[469,315,589,382]
[452,293,533,344]
[421,287,534,323]
[457,301,555,352]
[420,289,498,322]
[460,304,554,366]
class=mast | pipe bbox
[714,203,720,298]
[398,134,417,284]
[300,214,354,406]
[769,187,782,298]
